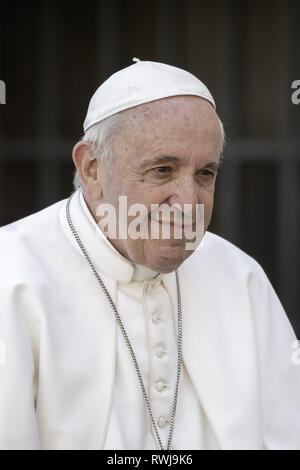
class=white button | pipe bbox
[158,417,169,428]
[152,313,162,324]
[155,347,167,358]
[156,380,168,392]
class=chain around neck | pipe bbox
[65,193,183,450]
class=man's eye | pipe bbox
[197,170,215,177]
[152,166,172,174]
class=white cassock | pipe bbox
[0,188,299,450]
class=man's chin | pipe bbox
[147,243,193,273]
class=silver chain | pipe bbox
[65,193,183,450]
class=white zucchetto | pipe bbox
[83,58,216,132]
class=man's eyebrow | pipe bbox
[139,155,181,169]
[139,156,221,171]
[200,162,220,171]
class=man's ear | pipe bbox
[72,141,102,199]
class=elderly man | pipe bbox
[0,60,299,450]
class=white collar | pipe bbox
[59,189,163,284]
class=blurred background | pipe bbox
[0,0,299,335]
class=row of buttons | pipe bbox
[147,280,169,431]
[156,377,168,427]
[155,345,168,427]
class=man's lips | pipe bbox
[152,218,195,230]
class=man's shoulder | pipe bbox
[204,231,256,260]
[0,198,68,282]
[184,230,265,278]
[0,197,67,238]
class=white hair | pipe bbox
[73,113,124,190]
[72,107,226,191]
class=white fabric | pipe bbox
[0,189,300,449]
[78,190,219,450]
[83,60,215,132]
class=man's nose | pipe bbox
[167,179,199,211]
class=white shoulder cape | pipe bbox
[0,196,299,449]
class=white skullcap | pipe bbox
[83,58,216,132]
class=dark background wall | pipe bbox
[0,0,299,335]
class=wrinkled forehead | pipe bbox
[116,95,220,142]
[109,96,223,167]
[124,95,216,120]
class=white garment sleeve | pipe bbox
[0,236,41,449]
[249,263,300,449]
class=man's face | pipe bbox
[92,96,222,273]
